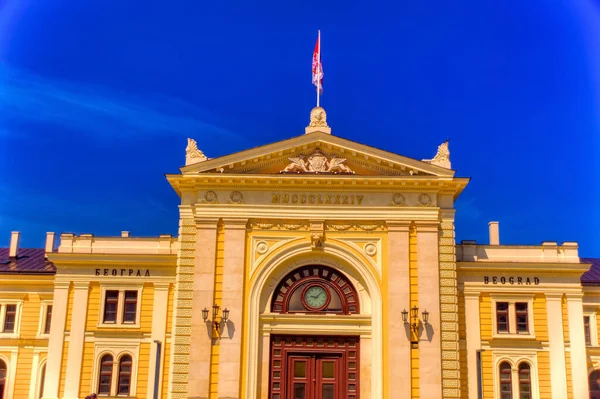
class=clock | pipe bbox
[301,284,330,311]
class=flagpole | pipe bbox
[317,30,321,107]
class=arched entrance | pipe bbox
[244,243,382,399]
[590,370,600,399]
[269,266,360,399]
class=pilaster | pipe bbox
[63,281,90,399]
[566,293,589,399]
[385,221,411,399]
[463,292,481,399]
[416,221,442,399]
[217,218,248,399]
[545,293,568,399]
[42,281,70,399]
[148,283,170,399]
[185,216,219,399]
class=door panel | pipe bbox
[270,336,359,399]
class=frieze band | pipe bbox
[272,193,364,205]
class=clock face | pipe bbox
[303,285,328,310]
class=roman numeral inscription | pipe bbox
[272,193,364,205]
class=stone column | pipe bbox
[417,221,442,399]
[188,218,219,399]
[42,281,70,399]
[545,293,568,398]
[217,219,247,399]
[147,283,170,399]
[386,221,412,399]
[63,281,90,399]
[464,292,481,399]
[567,293,589,399]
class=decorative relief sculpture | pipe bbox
[422,139,451,169]
[364,243,377,256]
[325,221,387,232]
[311,233,324,250]
[229,191,243,204]
[419,193,432,207]
[305,106,332,134]
[309,107,328,127]
[256,241,269,255]
[280,149,355,174]
[392,193,405,206]
[204,191,218,204]
[185,138,208,166]
[248,220,310,231]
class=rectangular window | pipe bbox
[122,291,137,323]
[496,302,509,333]
[515,302,528,333]
[44,305,53,334]
[585,316,592,346]
[103,290,119,323]
[4,304,16,332]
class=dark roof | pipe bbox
[0,248,56,274]
[581,258,600,286]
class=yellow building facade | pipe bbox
[0,107,597,399]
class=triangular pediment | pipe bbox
[180,132,454,178]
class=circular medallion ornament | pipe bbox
[230,191,243,204]
[301,283,331,311]
[256,241,269,255]
[204,191,218,204]
[392,193,405,206]
[365,243,377,256]
[419,193,432,207]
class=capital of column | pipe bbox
[414,220,440,233]
[72,281,90,290]
[223,218,249,230]
[386,221,412,233]
[544,292,564,301]
[54,280,71,290]
[195,217,220,229]
[565,292,584,301]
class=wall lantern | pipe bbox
[402,305,429,340]
[202,304,230,336]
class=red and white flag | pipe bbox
[312,31,323,94]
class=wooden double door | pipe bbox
[270,336,359,399]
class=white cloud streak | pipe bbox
[0,63,237,140]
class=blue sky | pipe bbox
[0,1,599,255]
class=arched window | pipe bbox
[518,363,531,399]
[118,355,132,396]
[0,359,7,399]
[98,354,113,395]
[38,363,46,399]
[590,370,600,399]
[271,266,359,314]
[499,361,513,399]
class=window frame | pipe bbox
[37,301,53,337]
[0,301,22,337]
[117,354,133,396]
[583,310,598,347]
[491,295,535,339]
[492,352,539,399]
[91,345,139,397]
[97,286,143,328]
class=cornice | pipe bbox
[48,253,177,267]
[457,261,589,274]
[167,173,469,198]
